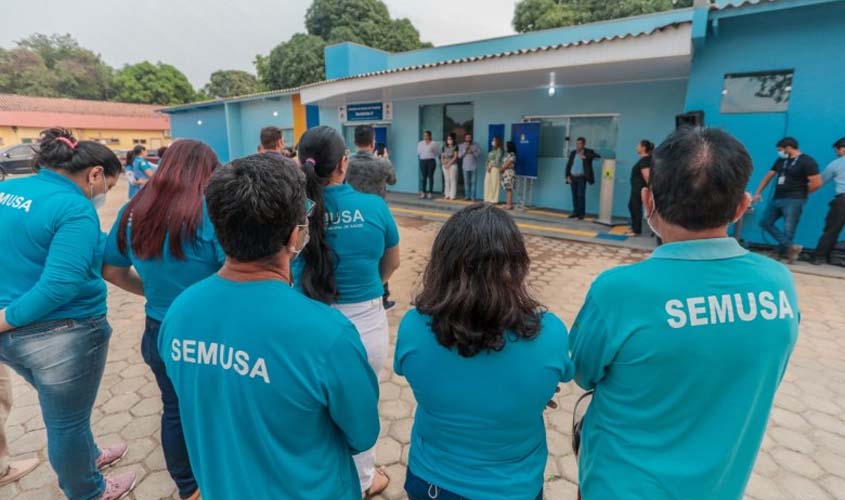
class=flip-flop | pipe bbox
[364,467,390,499]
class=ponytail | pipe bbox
[640,139,655,155]
[35,127,121,176]
[296,126,347,304]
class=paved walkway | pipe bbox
[0,182,843,499]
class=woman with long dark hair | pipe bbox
[293,126,400,498]
[102,140,223,500]
[628,139,654,236]
[395,204,573,500]
[0,128,135,499]
[126,144,154,198]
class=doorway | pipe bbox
[419,102,474,194]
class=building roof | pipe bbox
[161,87,300,113]
[0,94,170,131]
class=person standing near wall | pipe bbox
[441,134,459,200]
[417,131,439,199]
[500,141,517,210]
[484,137,504,204]
[295,126,400,498]
[565,137,599,220]
[128,145,155,199]
[571,127,799,500]
[628,140,654,236]
[258,126,286,159]
[459,133,481,201]
[753,137,822,263]
[346,125,398,311]
[811,137,845,265]
[0,128,136,500]
[102,140,224,500]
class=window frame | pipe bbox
[720,69,794,115]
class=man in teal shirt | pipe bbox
[570,127,799,500]
[158,154,380,500]
[811,137,845,265]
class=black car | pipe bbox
[0,143,37,180]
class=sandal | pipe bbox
[363,467,390,499]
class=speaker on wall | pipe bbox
[675,111,705,129]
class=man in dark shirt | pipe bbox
[753,137,822,263]
[565,137,600,219]
[346,125,397,310]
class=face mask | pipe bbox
[491,142,497,148]
[90,174,107,210]
[646,199,662,240]
[777,150,788,159]
[290,224,310,261]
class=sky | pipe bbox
[0,0,518,87]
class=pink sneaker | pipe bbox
[96,443,128,470]
[99,472,137,500]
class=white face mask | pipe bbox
[90,174,107,210]
[777,150,788,159]
[290,224,310,261]
[646,199,662,239]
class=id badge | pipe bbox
[778,175,786,185]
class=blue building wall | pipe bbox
[325,43,390,80]
[168,105,230,162]
[685,1,845,248]
[166,96,295,163]
[318,79,686,217]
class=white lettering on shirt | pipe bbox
[325,209,365,229]
[665,290,795,329]
[0,193,33,213]
[170,339,270,384]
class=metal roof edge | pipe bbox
[161,87,300,114]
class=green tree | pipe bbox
[203,70,261,99]
[513,0,694,33]
[7,33,114,100]
[258,0,430,90]
[112,61,196,105]
[258,33,327,90]
[0,47,58,97]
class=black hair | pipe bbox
[354,125,374,147]
[296,126,347,304]
[640,139,655,154]
[415,203,545,357]
[576,137,586,144]
[35,127,121,176]
[833,138,845,150]
[260,126,283,149]
[506,141,516,154]
[651,127,751,231]
[777,137,799,150]
[157,146,168,159]
[205,153,305,262]
[423,130,432,138]
[125,144,147,167]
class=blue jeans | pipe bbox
[570,175,587,217]
[0,317,110,500]
[141,317,198,499]
[759,198,806,254]
[405,468,543,500]
[463,169,477,200]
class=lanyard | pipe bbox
[780,155,800,175]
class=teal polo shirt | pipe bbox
[570,238,799,500]
[159,275,380,500]
[103,203,225,321]
[293,184,399,303]
[0,169,107,327]
[395,309,574,500]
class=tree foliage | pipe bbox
[203,70,261,99]
[513,0,694,32]
[112,61,196,105]
[257,0,430,90]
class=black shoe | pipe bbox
[383,300,397,311]
[577,215,585,220]
[568,214,579,219]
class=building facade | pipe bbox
[0,94,171,150]
[167,0,845,249]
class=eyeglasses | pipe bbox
[305,198,315,218]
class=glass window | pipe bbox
[721,71,793,114]
[539,120,567,158]
[535,116,618,159]
[282,128,294,147]
[8,145,33,157]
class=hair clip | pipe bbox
[56,137,78,149]
[304,158,317,167]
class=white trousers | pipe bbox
[332,299,389,493]
[442,164,458,199]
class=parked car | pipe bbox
[0,143,37,180]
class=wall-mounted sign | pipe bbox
[339,102,393,123]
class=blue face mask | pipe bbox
[777,150,788,159]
